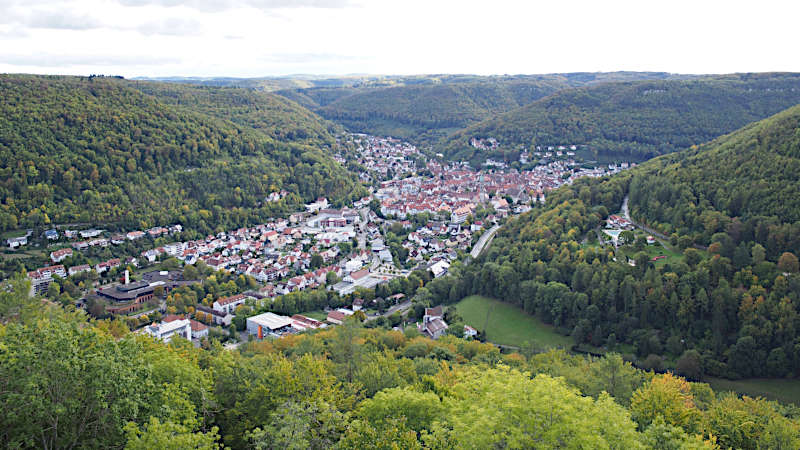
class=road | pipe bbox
[621,195,707,250]
[470,225,500,258]
[366,300,412,321]
[621,195,668,241]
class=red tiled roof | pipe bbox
[216,294,246,306]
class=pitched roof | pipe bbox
[423,318,448,335]
[216,294,246,306]
[189,319,208,331]
[349,269,369,280]
[425,306,443,317]
[327,310,347,322]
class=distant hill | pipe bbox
[312,80,566,145]
[629,103,800,254]
[0,75,362,233]
[274,72,692,146]
[441,73,800,163]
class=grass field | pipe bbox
[617,241,684,266]
[706,377,800,406]
[454,295,572,349]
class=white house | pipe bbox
[189,319,209,339]
[50,248,73,263]
[7,236,27,248]
[429,260,450,278]
[212,294,249,315]
[142,319,191,342]
[464,325,478,339]
[305,197,329,213]
[451,206,471,224]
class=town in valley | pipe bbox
[11,133,631,345]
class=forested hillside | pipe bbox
[415,134,800,380]
[441,73,800,162]
[629,103,800,248]
[274,72,690,146]
[311,80,566,143]
[130,81,342,145]
[0,75,363,233]
[2,278,798,449]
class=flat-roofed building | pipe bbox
[27,265,67,296]
[247,312,294,338]
[142,318,191,342]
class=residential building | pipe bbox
[429,260,450,278]
[7,236,27,248]
[189,319,209,339]
[50,248,73,263]
[464,325,478,339]
[142,318,191,342]
[68,264,92,276]
[419,306,448,339]
[27,265,67,296]
[213,294,249,314]
[196,305,233,326]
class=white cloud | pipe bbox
[25,11,104,30]
[0,0,798,77]
[116,0,355,12]
[0,53,180,67]
[137,17,204,36]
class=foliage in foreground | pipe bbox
[1,282,798,449]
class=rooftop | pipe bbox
[247,312,293,330]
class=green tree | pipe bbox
[587,353,646,406]
[777,252,799,273]
[427,366,645,448]
[124,417,220,450]
[0,319,166,448]
[675,350,703,381]
[338,418,420,450]
[357,387,442,433]
[246,400,345,450]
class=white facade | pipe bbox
[143,319,191,343]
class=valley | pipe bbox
[3,70,800,449]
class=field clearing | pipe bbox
[454,295,572,349]
[617,241,684,266]
[706,377,800,406]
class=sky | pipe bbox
[1,0,798,78]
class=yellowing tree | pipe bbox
[631,373,702,434]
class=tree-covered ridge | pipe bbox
[2,280,798,449]
[302,80,565,145]
[0,75,362,232]
[412,171,800,380]
[130,81,342,145]
[441,73,800,162]
[318,79,566,128]
[629,103,800,251]
[269,72,695,146]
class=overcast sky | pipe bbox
[1,0,798,77]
